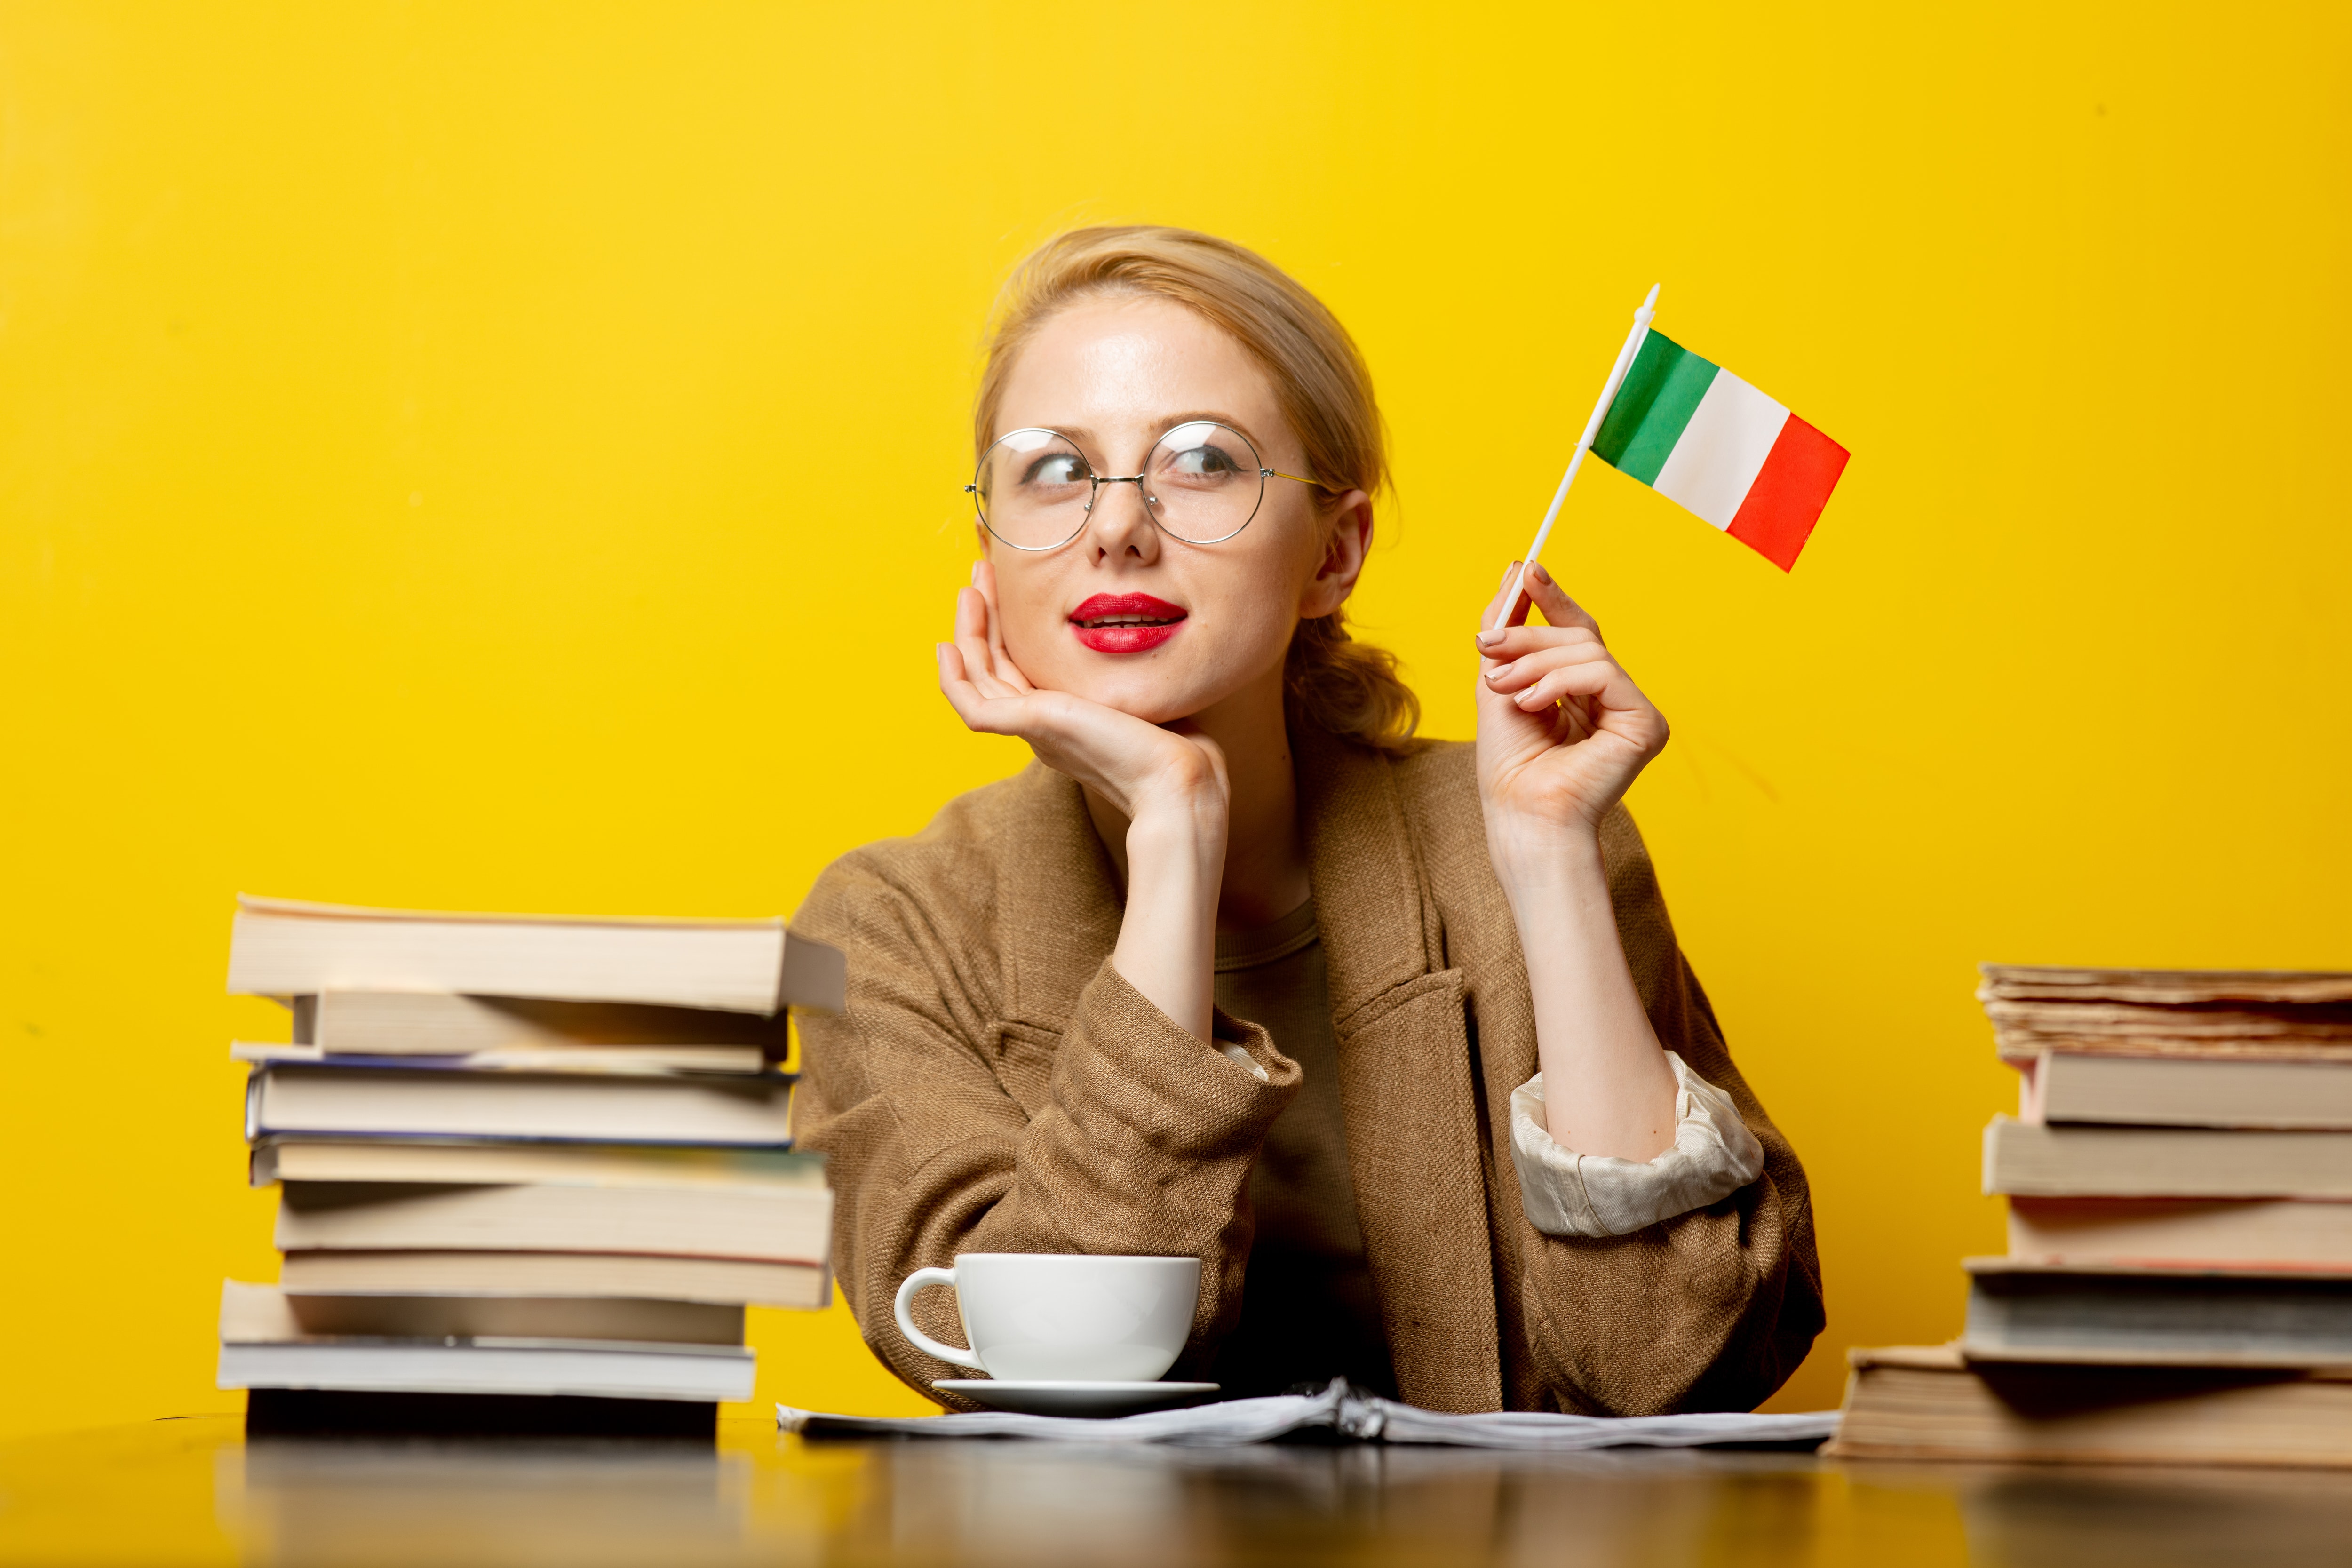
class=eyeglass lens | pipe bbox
[975,422,1265,549]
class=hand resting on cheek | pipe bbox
[937,559,1232,1044]
[936,559,1232,834]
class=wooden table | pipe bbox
[3,1415,2349,1565]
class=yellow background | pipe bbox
[2,1,2346,1438]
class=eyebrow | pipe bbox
[1038,413,1271,455]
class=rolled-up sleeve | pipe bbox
[1508,1052,1766,1238]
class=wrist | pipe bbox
[1124,793,1226,884]
[1127,775,1225,846]
[1485,810,1604,902]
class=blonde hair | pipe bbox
[974,226,1421,755]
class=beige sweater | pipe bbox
[791,730,1824,1415]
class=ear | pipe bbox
[1298,490,1373,619]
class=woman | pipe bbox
[794,227,1822,1415]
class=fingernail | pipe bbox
[970,563,982,585]
[1474,629,1502,649]
[1531,564,1552,584]
[1486,660,1512,680]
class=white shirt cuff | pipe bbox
[1508,1051,1766,1238]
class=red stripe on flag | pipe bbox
[1724,415,1848,571]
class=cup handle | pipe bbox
[893,1266,987,1370]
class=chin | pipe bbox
[1061,670,1208,727]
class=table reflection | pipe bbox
[0,1415,2347,1565]
[1949,1464,2352,1568]
[832,1441,1831,1568]
[222,1437,758,1568]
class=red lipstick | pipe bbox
[1069,593,1187,653]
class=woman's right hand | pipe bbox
[936,563,1229,828]
[937,561,1227,1040]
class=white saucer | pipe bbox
[933,1380,1220,1417]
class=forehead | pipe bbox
[995,295,1284,440]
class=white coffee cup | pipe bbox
[891,1253,1201,1383]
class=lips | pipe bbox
[1069,592,1188,653]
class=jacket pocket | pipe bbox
[1335,967,1470,1039]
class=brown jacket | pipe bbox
[792,731,1824,1415]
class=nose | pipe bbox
[1083,475,1161,565]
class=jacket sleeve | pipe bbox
[1507,1051,1764,1237]
[1510,806,1827,1416]
[789,853,1299,1405]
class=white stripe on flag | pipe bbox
[1651,371,1792,530]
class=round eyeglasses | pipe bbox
[967,421,1320,551]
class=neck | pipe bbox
[1084,659,1309,931]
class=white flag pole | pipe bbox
[1488,284,1661,634]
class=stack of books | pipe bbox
[215,895,846,1435]
[1832,964,2352,1467]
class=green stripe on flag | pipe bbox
[1592,331,1719,486]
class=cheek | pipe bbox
[1234,519,1327,620]
[993,575,1063,663]
[1208,581,1295,649]
[1191,551,1310,662]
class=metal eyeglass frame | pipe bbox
[964,421,1322,551]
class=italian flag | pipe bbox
[1591,331,1849,571]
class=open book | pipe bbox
[779,1381,1838,1451]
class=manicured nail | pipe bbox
[1531,563,1552,584]
[1474,630,1502,649]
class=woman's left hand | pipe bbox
[1474,562,1669,868]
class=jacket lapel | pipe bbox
[1298,731,1503,1413]
[991,764,1124,1035]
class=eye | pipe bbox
[1158,441,1245,484]
[1022,453,1089,486]
[1174,446,1236,475]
